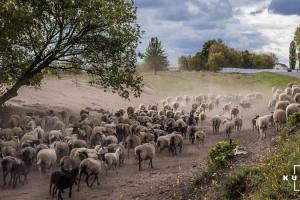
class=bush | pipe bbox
[288,111,300,126]
[209,140,238,170]
[223,172,247,199]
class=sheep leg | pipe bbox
[149,158,153,168]
[69,186,72,198]
[77,172,82,192]
[52,185,57,198]
[3,171,8,186]
[50,183,52,196]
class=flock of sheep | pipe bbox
[0,82,299,200]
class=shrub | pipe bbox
[209,140,238,170]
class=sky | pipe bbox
[135,0,300,67]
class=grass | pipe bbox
[251,72,300,89]
[44,71,299,96]
[221,112,300,200]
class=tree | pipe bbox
[207,52,226,71]
[144,37,169,75]
[178,56,189,70]
[0,0,142,106]
[295,26,300,62]
[289,40,297,70]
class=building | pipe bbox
[274,63,288,70]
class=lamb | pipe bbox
[286,103,300,119]
[125,133,141,158]
[77,158,107,191]
[102,147,122,170]
[275,101,290,110]
[36,148,57,176]
[134,142,156,171]
[50,169,78,200]
[273,109,287,131]
[234,117,243,132]
[211,116,222,134]
[156,134,172,153]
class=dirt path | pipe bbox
[0,118,275,200]
[0,77,276,200]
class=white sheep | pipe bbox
[211,116,222,134]
[77,158,107,191]
[286,103,300,120]
[275,101,290,110]
[273,109,287,131]
[36,148,57,176]
[256,114,273,139]
[223,120,235,139]
[134,142,156,171]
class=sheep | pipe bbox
[169,132,184,155]
[252,115,259,130]
[187,125,198,144]
[286,103,300,120]
[102,147,122,171]
[36,148,57,176]
[68,138,87,149]
[279,93,292,102]
[273,109,287,131]
[195,130,206,145]
[292,86,300,96]
[51,141,69,164]
[285,87,292,96]
[230,107,239,120]
[294,93,300,104]
[234,117,243,132]
[256,114,273,139]
[134,142,156,171]
[77,158,107,191]
[268,99,276,110]
[223,120,235,139]
[174,119,187,138]
[50,169,78,200]
[223,104,231,113]
[199,112,207,125]
[275,101,290,110]
[1,156,22,187]
[211,116,222,134]
[49,130,63,144]
[140,131,154,144]
[125,133,141,158]
[156,134,172,153]
[8,114,21,128]
[59,156,77,172]
[116,123,130,142]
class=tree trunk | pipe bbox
[0,75,31,106]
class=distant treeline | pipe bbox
[178,39,278,71]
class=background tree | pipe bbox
[144,37,169,75]
[289,40,297,70]
[207,52,226,71]
[295,26,300,62]
[0,0,142,106]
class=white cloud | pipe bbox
[136,0,300,66]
